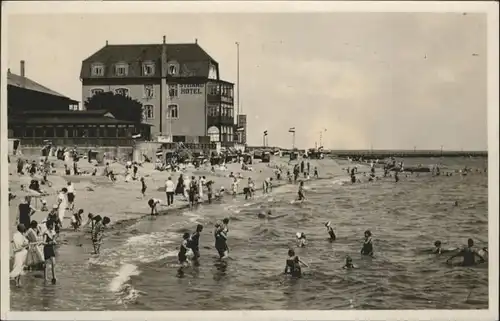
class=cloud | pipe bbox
[6,12,488,150]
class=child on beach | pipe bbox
[231,177,239,197]
[148,198,161,216]
[206,180,214,204]
[324,221,336,241]
[71,209,84,231]
[140,177,147,198]
[297,181,306,201]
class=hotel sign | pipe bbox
[180,84,203,95]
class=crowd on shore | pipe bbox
[9,152,324,286]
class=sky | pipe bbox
[6,12,488,150]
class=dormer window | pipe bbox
[91,63,104,77]
[168,64,178,75]
[143,62,155,76]
[114,63,129,76]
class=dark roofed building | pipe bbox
[8,61,79,117]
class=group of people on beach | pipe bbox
[11,166,112,287]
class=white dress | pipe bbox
[57,192,67,224]
[10,232,28,278]
[198,180,204,199]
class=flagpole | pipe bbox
[293,131,295,149]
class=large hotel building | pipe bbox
[80,36,246,145]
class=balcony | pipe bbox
[207,115,235,126]
[207,94,234,104]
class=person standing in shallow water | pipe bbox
[324,221,336,241]
[361,230,374,257]
[140,177,147,198]
[177,232,192,277]
[10,224,29,287]
[92,216,111,255]
[446,238,485,266]
[284,249,308,278]
[189,224,203,266]
[43,220,58,284]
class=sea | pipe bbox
[10,157,489,311]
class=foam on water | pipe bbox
[109,263,141,293]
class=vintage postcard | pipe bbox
[1,1,498,321]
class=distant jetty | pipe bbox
[327,150,487,159]
[247,146,487,159]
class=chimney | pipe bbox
[195,38,198,44]
[163,35,166,44]
[20,60,25,77]
[7,68,11,74]
[106,40,108,46]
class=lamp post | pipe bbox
[235,41,240,118]
[319,128,327,148]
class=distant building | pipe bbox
[237,114,247,144]
[7,61,149,147]
[80,37,237,145]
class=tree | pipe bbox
[84,91,143,123]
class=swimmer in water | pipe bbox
[324,221,336,241]
[257,210,287,220]
[284,249,308,278]
[360,230,374,257]
[342,256,357,269]
[446,238,485,266]
[433,241,443,254]
[296,232,307,247]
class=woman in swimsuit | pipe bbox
[92,216,110,255]
[361,230,374,257]
[284,249,308,278]
[214,219,230,259]
[43,221,58,284]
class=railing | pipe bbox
[207,115,235,126]
[19,137,136,147]
[161,142,217,150]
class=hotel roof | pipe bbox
[80,42,217,79]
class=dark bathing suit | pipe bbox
[461,247,478,267]
[43,232,56,260]
[215,227,228,258]
[327,227,336,241]
[178,240,188,263]
[285,256,302,277]
[361,238,373,256]
[18,203,32,229]
[189,232,201,259]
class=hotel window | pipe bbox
[91,88,104,96]
[144,84,154,99]
[91,64,104,77]
[114,63,129,76]
[168,84,178,97]
[143,62,155,76]
[208,105,219,117]
[167,104,179,119]
[115,88,129,97]
[168,64,178,75]
[143,104,154,120]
